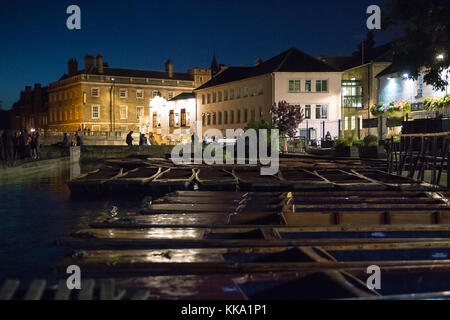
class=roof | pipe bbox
[196,47,339,90]
[376,64,399,78]
[317,56,360,71]
[169,92,195,101]
[318,42,393,72]
[59,66,193,81]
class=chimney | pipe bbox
[68,58,78,76]
[96,53,104,74]
[255,58,263,66]
[165,59,173,78]
[84,54,94,71]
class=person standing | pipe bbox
[75,133,83,146]
[35,132,41,160]
[126,131,134,146]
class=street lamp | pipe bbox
[437,54,445,61]
[110,77,115,132]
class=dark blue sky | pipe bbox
[0,0,392,110]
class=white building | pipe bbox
[195,48,342,142]
[377,65,450,136]
[147,92,196,144]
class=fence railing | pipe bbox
[387,132,450,187]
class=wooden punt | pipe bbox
[149,168,196,193]
[232,167,286,190]
[351,169,441,191]
[195,168,238,191]
[67,166,123,194]
[106,167,161,194]
[0,278,151,300]
[278,168,334,190]
[104,158,152,170]
[59,226,450,249]
[313,169,386,190]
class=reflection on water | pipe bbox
[0,160,140,280]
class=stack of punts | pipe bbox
[104,158,152,170]
[195,168,238,190]
[285,191,450,226]
[232,167,286,190]
[67,166,123,194]
[313,169,386,190]
[278,168,334,190]
[149,168,197,194]
[106,167,161,194]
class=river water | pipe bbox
[0,160,140,281]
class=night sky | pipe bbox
[0,0,393,110]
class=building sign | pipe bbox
[386,117,404,128]
[363,118,378,128]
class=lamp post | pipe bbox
[110,77,115,132]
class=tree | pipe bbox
[270,101,304,138]
[352,31,376,63]
[384,0,450,90]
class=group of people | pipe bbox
[0,130,41,162]
[57,132,83,147]
[126,131,157,146]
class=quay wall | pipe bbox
[80,145,174,161]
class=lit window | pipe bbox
[351,116,356,130]
[92,105,100,119]
[315,105,327,119]
[344,117,349,130]
[305,105,311,119]
[316,80,328,92]
[289,80,300,93]
[120,105,128,119]
[137,106,144,119]
[305,80,311,92]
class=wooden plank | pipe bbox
[0,280,20,300]
[58,237,450,250]
[54,280,71,300]
[78,279,95,300]
[130,290,151,300]
[24,279,47,300]
[100,279,115,300]
[295,203,450,210]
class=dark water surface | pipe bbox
[0,160,139,281]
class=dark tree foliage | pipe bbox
[270,101,304,138]
[385,0,450,90]
[352,31,376,62]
